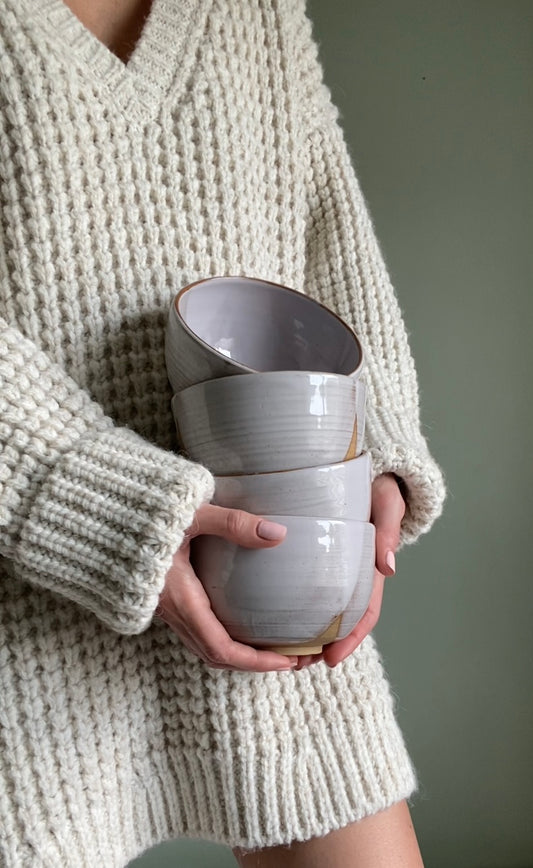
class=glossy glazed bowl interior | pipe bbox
[171,371,366,475]
[165,276,363,392]
[213,452,372,522]
[191,515,376,654]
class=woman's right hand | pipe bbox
[156,503,299,672]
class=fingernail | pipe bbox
[257,519,287,541]
[385,550,396,574]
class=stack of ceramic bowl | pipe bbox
[166,276,375,656]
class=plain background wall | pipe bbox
[130,2,533,866]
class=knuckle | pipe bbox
[226,508,249,539]
[395,489,407,518]
[203,639,232,667]
[389,478,407,515]
[382,530,400,553]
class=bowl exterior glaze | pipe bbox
[213,452,372,521]
[165,276,364,392]
[191,516,375,650]
[172,372,366,475]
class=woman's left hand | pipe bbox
[295,473,406,670]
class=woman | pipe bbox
[0,0,445,865]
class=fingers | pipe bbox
[294,652,324,670]
[371,473,406,576]
[194,503,287,549]
[167,482,404,673]
[160,504,291,671]
[317,475,405,669]
[168,475,405,672]
[157,550,298,672]
[322,571,385,667]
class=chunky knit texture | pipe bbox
[0,0,445,864]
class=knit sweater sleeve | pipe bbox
[0,318,214,633]
[296,7,445,545]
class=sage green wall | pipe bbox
[131,2,533,866]
[306,2,533,866]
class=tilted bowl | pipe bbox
[165,276,364,393]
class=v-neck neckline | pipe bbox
[19,0,211,123]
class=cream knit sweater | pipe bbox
[0,0,445,864]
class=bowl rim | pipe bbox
[211,450,371,481]
[171,367,363,400]
[196,513,375,529]
[172,275,364,378]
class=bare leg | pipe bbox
[233,800,424,868]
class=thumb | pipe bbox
[194,503,287,549]
[371,475,405,576]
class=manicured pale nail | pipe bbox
[386,550,396,574]
[257,520,287,541]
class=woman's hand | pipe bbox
[156,503,299,672]
[296,473,406,670]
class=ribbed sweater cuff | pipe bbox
[17,428,214,634]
